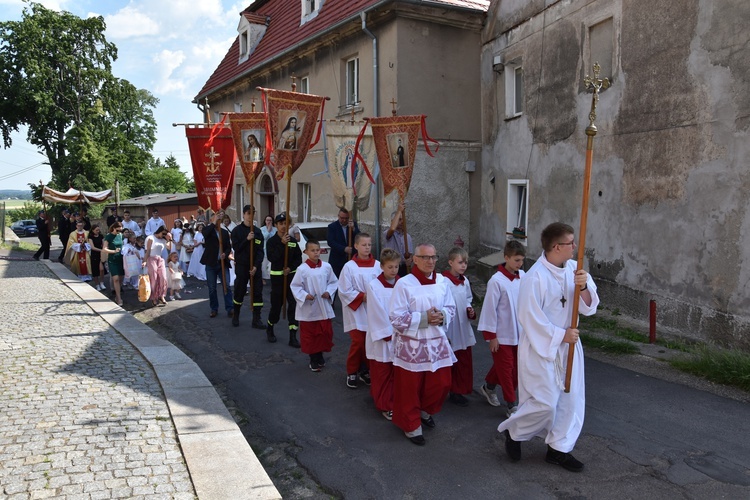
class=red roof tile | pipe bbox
[195,0,489,101]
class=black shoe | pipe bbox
[358,371,371,386]
[309,362,321,372]
[504,430,521,461]
[449,393,469,407]
[266,324,277,343]
[288,331,300,348]
[251,317,265,329]
[420,416,436,428]
[545,446,584,472]
[232,307,240,327]
[33,255,40,261]
[346,374,358,389]
[408,435,426,446]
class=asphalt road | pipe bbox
[125,277,750,500]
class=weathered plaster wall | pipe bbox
[482,0,750,348]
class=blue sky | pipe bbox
[0,0,246,190]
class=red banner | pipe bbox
[228,112,267,187]
[260,88,327,181]
[355,115,438,199]
[185,122,237,210]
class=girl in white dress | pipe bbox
[187,222,206,281]
[180,226,195,272]
[167,252,185,300]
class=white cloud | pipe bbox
[104,5,160,39]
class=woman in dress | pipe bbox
[187,221,206,281]
[142,225,172,306]
[88,224,108,291]
[103,222,125,306]
[260,214,276,282]
[244,134,263,162]
[180,224,195,273]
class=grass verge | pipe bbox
[670,347,750,393]
[580,333,639,355]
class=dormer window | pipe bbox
[301,0,324,25]
[237,13,268,64]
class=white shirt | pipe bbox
[290,261,339,322]
[146,235,168,258]
[477,268,525,345]
[443,274,477,351]
[389,273,457,372]
[121,218,141,237]
[365,276,396,363]
[144,217,165,236]
[338,257,381,332]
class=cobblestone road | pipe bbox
[0,258,195,499]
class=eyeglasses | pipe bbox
[415,255,439,261]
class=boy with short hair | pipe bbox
[266,212,303,346]
[338,233,380,389]
[365,248,401,420]
[290,239,339,371]
[477,240,526,415]
[441,247,477,407]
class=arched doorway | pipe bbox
[256,168,278,220]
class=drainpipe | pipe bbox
[361,11,382,253]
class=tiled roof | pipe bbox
[195,0,489,101]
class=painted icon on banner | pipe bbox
[277,111,307,151]
[242,130,265,163]
[387,133,408,169]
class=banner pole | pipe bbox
[249,180,255,310]
[282,163,292,320]
[564,63,609,393]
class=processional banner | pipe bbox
[185,120,237,210]
[355,115,438,199]
[260,87,327,180]
[325,120,376,212]
[228,112,267,189]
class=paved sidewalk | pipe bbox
[0,252,279,499]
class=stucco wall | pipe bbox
[481,0,750,348]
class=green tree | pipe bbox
[0,2,158,193]
[129,154,194,197]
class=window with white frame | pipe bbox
[506,180,528,244]
[234,102,242,112]
[345,57,359,107]
[301,0,324,24]
[504,62,524,118]
[239,30,249,57]
[297,183,312,222]
[299,76,310,94]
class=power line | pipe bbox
[0,162,47,181]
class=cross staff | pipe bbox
[564,62,609,393]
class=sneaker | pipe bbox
[480,383,502,407]
[358,371,371,386]
[506,402,518,418]
[346,374,358,389]
[504,430,521,461]
[175,292,182,299]
[168,296,174,301]
[309,363,321,372]
[545,446,584,472]
[449,393,469,407]
[381,410,393,421]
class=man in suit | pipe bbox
[33,210,51,260]
[326,208,360,278]
[201,210,233,318]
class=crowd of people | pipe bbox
[41,204,601,470]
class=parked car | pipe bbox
[11,219,38,237]
[293,221,331,262]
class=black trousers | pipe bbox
[268,274,297,327]
[233,265,263,307]
[34,236,51,259]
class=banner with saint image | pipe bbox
[260,88,327,180]
[355,115,438,199]
[185,121,237,210]
[325,120,376,212]
[228,112,267,188]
